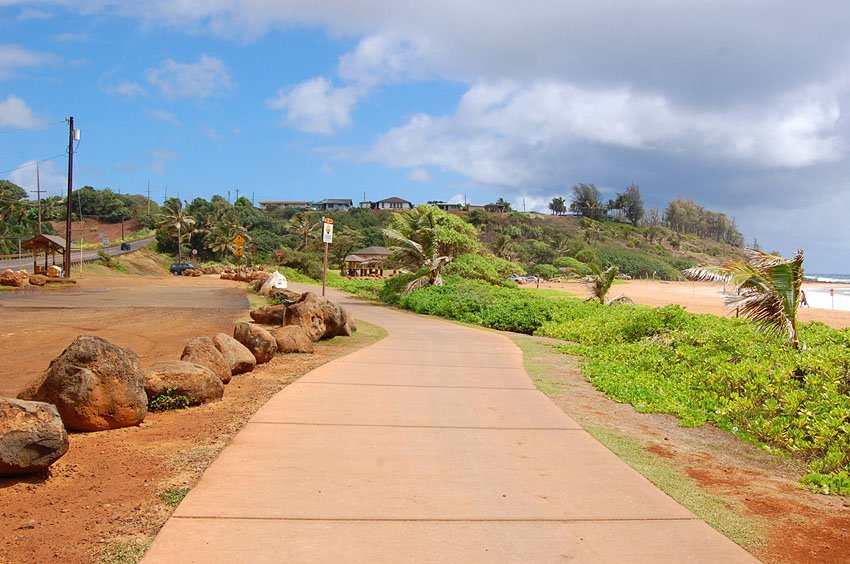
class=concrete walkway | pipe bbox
[143,289,757,563]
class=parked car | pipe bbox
[169,262,196,275]
[120,242,131,251]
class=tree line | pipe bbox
[549,182,742,246]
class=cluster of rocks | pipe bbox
[1,269,77,288]
[219,266,270,282]
[0,291,354,476]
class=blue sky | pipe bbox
[2,1,850,272]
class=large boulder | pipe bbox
[0,269,25,287]
[269,288,302,303]
[0,398,69,476]
[249,305,286,325]
[145,361,224,406]
[18,335,147,432]
[28,274,48,287]
[272,326,315,354]
[284,292,356,341]
[181,336,232,384]
[213,333,256,375]
[233,322,277,364]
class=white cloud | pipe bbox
[368,79,845,190]
[338,33,428,86]
[0,95,46,128]
[406,168,432,183]
[8,159,65,197]
[268,77,361,135]
[0,44,56,78]
[151,148,178,175]
[146,54,234,99]
[111,81,147,97]
[149,109,180,125]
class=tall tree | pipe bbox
[612,184,645,226]
[383,205,479,293]
[548,196,567,215]
[569,183,605,221]
[287,211,320,251]
[158,198,196,260]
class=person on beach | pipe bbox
[801,290,809,307]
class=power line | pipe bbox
[0,119,66,133]
[0,153,65,176]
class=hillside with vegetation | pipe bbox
[2,180,745,280]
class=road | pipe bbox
[142,285,757,563]
[0,236,155,272]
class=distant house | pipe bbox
[258,201,312,211]
[483,203,507,213]
[360,197,413,211]
[429,201,463,212]
[343,246,394,277]
[313,198,353,212]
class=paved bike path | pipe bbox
[143,288,757,563]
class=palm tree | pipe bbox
[684,249,804,349]
[158,198,196,260]
[585,262,619,304]
[383,206,454,293]
[287,211,319,251]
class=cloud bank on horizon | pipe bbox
[1,1,849,271]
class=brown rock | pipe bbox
[180,336,232,384]
[269,288,302,302]
[232,322,277,364]
[272,325,316,354]
[18,335,147,432]
[145,361,224,406]
[249,305,286,325]
[284,292,356,341]
[28,274,48,286]
[0,269,25,287]
[0,397,69,476]
[213,333,256,375]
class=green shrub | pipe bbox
[574,249,598,264]
[148,388,193,411]
[529,264,561,280]
[379,272,420,304]
[595,247,681,280]
[444,253,523,286]
[553,256,591,276]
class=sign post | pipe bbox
[233,234,246,264]
[321,217,334,296]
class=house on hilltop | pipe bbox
[314,199,353,212]
[428,201,463,212]
[360,197,413,211]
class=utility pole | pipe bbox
[164,184,168,202]
[146,179,151,216]
[30,163,44,234]
[235,188,240,201]
[63,117,74,278]
[523,197,526,213]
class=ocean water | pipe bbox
[803,274,850,311]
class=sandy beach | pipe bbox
[535,279,850,329]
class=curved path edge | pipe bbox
[143,285,758,563]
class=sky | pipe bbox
[1,1,850,273]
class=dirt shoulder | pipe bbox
[513,333,850,564]
[0,273,387,564]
